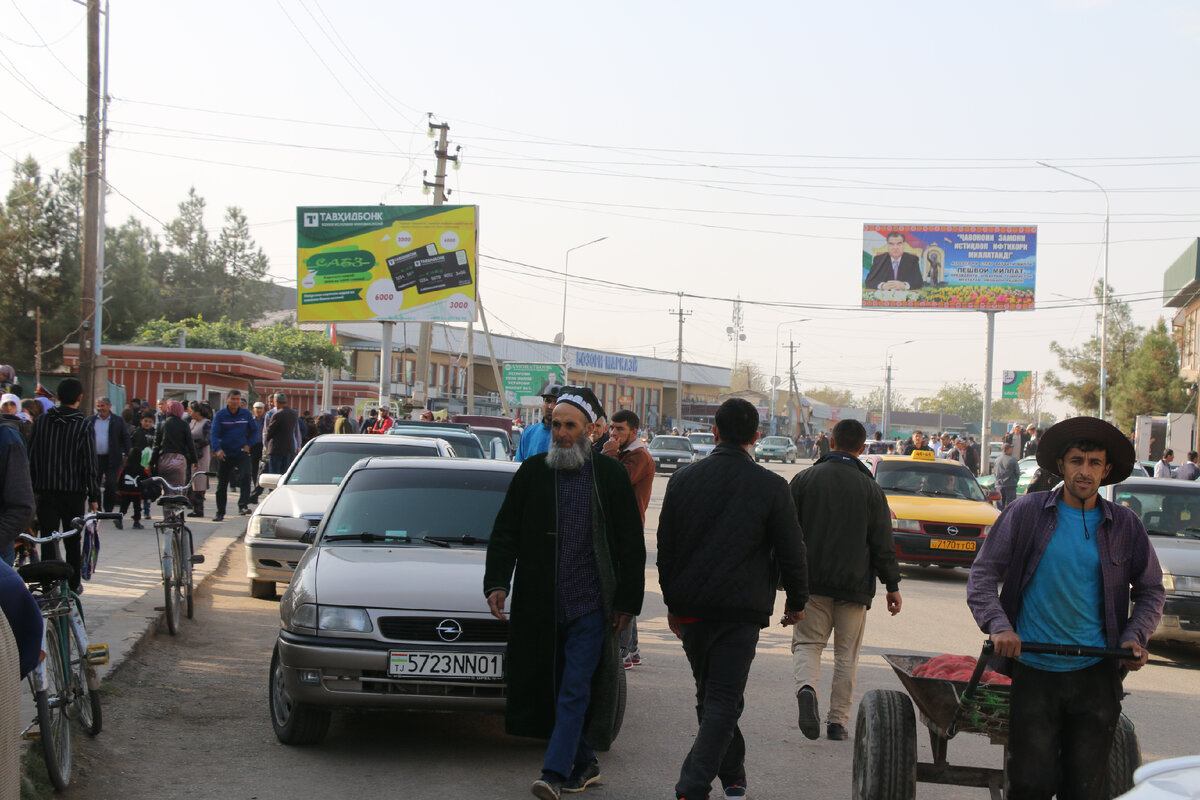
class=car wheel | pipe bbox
[269,644,331,745]
[249,579,276,599]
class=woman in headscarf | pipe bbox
[150,400,197,490]
[187,402,213,517]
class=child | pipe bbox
[120,412,158,529]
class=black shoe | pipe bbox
[239,505,251,515]
[563,759,600,793]
[827,723,848,740]
[212,513,225,523]
[531,774,563,800]
[114,516,123,530]
[132,521,144,530]
[797,685,820,740]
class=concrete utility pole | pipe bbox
[669,293,692,428]
[786,335,800,437]
[79,0,102,406]
[413,120,459,410]
[93,0,110,399]
[981,311,997,475]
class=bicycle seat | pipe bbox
[18,560,73,584]
[158,494,191,507]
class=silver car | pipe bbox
[647,435,696,472]
[269,457,517,745]
[246,434,454,598]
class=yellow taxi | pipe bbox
[860,451,1001,568]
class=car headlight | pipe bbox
[981,526,992,538]
[318,606,373,633]
[247,515,280,538]
[1162,573,1175,592]
[893,518,922,532]
[291,602,318,631]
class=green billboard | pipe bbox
[502,363,566,407]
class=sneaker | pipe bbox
[629,652,642,666]
[563,759,600,793]
[723,783,747,799]
[212,513,225,523]
[114,516,123,530]
[827,723,848,741]
[132,521,144,530]
[797,685,820,740]
[531,774,563,800]
[622,656,633,670]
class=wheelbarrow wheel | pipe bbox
[853,689,917,800]
[1100,714,1140,799]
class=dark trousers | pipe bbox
[35,491,87,590]
[97,453,120,512]
[543,609,605,779]
[675,620,759,800]
[215,452,251,515]
[1007,660,1121,800]
[999,485,1017,510]
[250,443,263,488]
[118,495,142,521]
[267,452,294,477]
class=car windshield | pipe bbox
[654,438,691,451]
[875,461,987,502]
[474,429,509,457]
[761,437,791,447]
[321,468,513,545]
[284,441,438,485]
[388,428,485,458]
[1112,483,1200,539]
[688,433,715,445]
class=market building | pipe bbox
[1166,238,1200,383]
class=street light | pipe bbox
[883,339,916,439]
[769,318,811,435]
[559,236,608,363]
[1039,161,1110,420]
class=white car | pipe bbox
[245,434,455,598]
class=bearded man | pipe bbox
[484,386,646,800]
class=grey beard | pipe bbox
[546,437,592,471]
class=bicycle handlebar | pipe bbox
[17,512,121,544]
[139,471,217,494]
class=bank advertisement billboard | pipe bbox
[1002,371,1033,399]
[297,205,478,323]
[502,362,567,407]
[862,224,1036,310]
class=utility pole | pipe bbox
[93,0,110,398]
[79,0,102,406]
[413,119,460,411]
[669,292,692,428]
[786,336,799,437]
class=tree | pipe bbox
[730,361,768,393]
[1110,318,1190,432]
[989,398,1025,421]
[857,386,908,412]
[132,317,344,379]
[913,382,983,424]
[804,385,855,407]
[1046,280,1142,415]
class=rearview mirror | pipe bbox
[490,439,507,460]
[258,473,281,491]
[988,491,1001,503]
[276,517,316,541]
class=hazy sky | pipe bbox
[4,0,1199,417]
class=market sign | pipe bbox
[861,224,1036,310]
[502,363,566,407]
[1002,371,1033,399]
[297,205,478,323]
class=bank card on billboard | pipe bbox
[386,243,438,291]
[861,224,1037,311]
[415,250,473,294]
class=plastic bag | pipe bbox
[79,519,100,581]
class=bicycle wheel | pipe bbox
[37,622,72,789]
[162,534,180,636]
[67,601,102,735]
[181,526,195,619]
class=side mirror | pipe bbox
[490,439,506,460]
[988,490,1001,503]
[258,473,281,491]
[276,517,317,541]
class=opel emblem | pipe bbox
[947,525,959,536]
[436,619,463,642]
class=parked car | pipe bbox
[646,435,696,472]
[861,453,1000,568]
[1103,477,1200,645]
[687,431,716,459]
[472,426,513,460]
[245,434,454,598]
[387,422,487,458]
[977,456,1041,497]
[754,436,798,464]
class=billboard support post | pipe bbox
[982,311,996,475]
[379,322,393,408]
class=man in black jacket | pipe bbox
[658,398,808,800]
[788,419,902,741]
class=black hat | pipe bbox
[1036,416,1134,486]
[539,382,563,400]
[555,386,604,424]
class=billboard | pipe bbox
[297,205,478,323]
[862,225,1036,310]
[1002,371,1033,399]
[502,362,566,408]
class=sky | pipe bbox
[3,0,1200,419]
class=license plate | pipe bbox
[929,539,977,552]
[387,651,504,680]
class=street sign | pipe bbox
[502,363,566,407]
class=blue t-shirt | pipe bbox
[1016,500,1106,671]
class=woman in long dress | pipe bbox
[188,402,213,517]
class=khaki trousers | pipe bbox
[790,595,867,726]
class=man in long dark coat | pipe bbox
[485,386,646,800]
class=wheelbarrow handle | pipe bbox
[981,640,1134,659]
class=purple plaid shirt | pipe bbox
[967,486,1164,650]
[555,459,602,623]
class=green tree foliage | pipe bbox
[856,386,908,412]
[1046,280,1142,415]
[1109,318,1190,432]
[989,398,1025,421]
[133,317,345,380]
[913,382,983,424]
[803,385,855,407]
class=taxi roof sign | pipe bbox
[911,449,936,462]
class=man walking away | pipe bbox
[602,409,655,669]
[993,442,1021,509]
[967,417,1163,800]
[27,378,98,591]
[87,397,131,523]
[210,390,257,522]
[789,418,901,742]
[865,431,888,455]
[1175,451,1200,481]
[484,387,645,800]
[1155,449,1175,479]
[264,393,299,475]
[658,398,808,800]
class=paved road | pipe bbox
[58,458,1200,799]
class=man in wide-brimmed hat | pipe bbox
[966,417,1164,799]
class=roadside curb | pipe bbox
[92,524,245,683]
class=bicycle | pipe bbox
[17,511,120,790]
[141,472,214,635]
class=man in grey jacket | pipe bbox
[994,442,1021,509]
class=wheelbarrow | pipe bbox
[852,641,1142,800]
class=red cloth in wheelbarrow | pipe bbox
[910,654,1012,685]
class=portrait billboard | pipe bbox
[502,363,567,407]
[297,205,478,323]
[862,225,1036,310]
